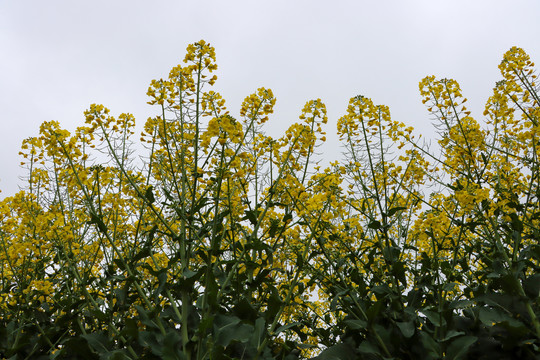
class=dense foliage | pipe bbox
[1,41,539,359]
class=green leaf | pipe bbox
[265,287,282,321]
[440,330,465,342]
[478,307,523,328]
[213,314,241,347]
[244,209,260,225]
[314,342,356,360]
[420,309,444,327]
[509,212,524,232]
[183,268,200,279]
[191,197,209,214]
[368,220,381,230]
[449,299,475,310]
[233,297,258,323]
[366,300,384,325]
[132,247,151,263]
[268,218,280,238]
[392,260,407,287]
[296,252,304,268]
[153,270,168,300]
[120,318,139,340]
[139,331,163,356]
[357,340,380,356]
[88,212,108,234]
[145,186,156,204]
[523,273,540,298]
[275,322,301,335]
[386,206,406,217]
[445,335,477,360]
[213,314,253,347]
[57,337,95,359]
[233,323,254,344]
[135,305,160,330]
[382,246,400,263]
[82,333,111,355]
[113,287,127,307]
[106,351,130,360]
[282,212,293,223]
[162,330,182,360]
[343,319,367,330]
[113,258,126,271]
[147,224,158,242]
[419,332,440,357]
[204,270,219,309]
[443,282,458,292]
[396,321,415,338]
[371,284,392,296]
[481,152,488,164]
[250,317,266,349]
[84,308,107,322]
[162,186,173,201]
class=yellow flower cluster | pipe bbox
[240,87,276,125]
[3,41,540,357]
[201,114,244,148]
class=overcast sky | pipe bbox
[1,1,539,199]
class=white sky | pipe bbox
[1,0,539,199]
